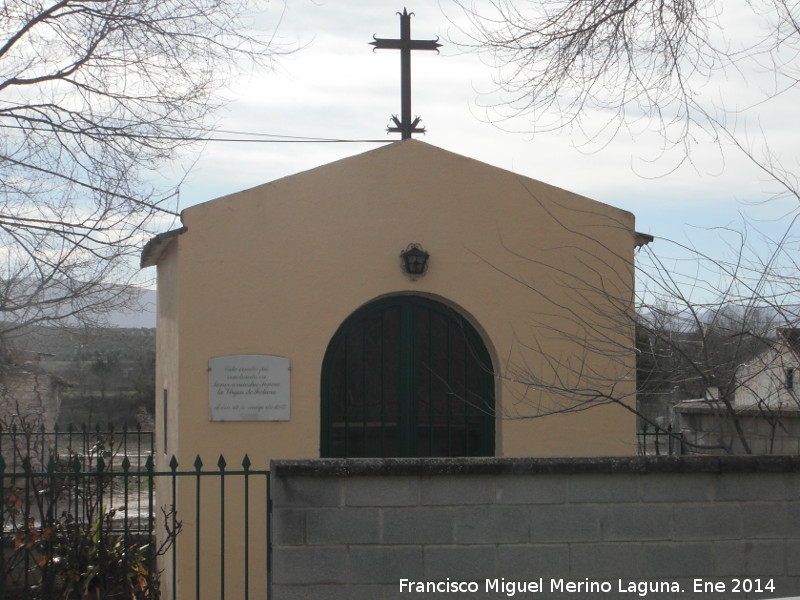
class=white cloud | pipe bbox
[163,0,800,294]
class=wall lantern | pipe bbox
[400,243,429,277]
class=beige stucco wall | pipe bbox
[153,139,638,468]
[155,241,180,460]
[149,139,640,598]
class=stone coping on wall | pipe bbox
[270,454,800,477]
[675,399,800,416]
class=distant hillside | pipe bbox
[104,288,156,328]
[9,326,155,361]
[4,323,156,428]
[0,279,157,331]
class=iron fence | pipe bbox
[0,433,271,599]
[0,423,154,474]
[637,424,683,456]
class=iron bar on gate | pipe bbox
[0,428,271,600]
[0,423,155,474]
[637,424,683,456]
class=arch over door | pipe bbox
[321,296,495,457]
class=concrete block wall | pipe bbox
[677,407,800,455]
[270,456,800,600]
[1,365,62,467]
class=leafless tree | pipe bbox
[449,1,800,453]
[494,210,800,454]
[0,0,288,339]
[451,0,800,163]
[635,230,800,454]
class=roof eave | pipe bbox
[140,227,187,268]
[634,231,654,248]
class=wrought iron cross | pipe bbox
[370,9,441,139]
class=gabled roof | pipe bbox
[139,139,652,267]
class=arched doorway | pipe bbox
[321,296,495,457]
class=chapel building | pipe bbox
[142,139,647,466]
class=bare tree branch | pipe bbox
[471,183,799,454]
[0,0,291,337]
[451,0,798,164]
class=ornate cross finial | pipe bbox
[370,8,441,139]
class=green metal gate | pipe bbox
[1,425,271,600]
[321,295,495,458]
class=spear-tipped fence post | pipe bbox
[121,455,131,581]
[96,454,107,596]
[22,456,31,593]
[170,455,179,597]
[11,424,18,472]
[655,426,662,456]
[194,455,203,600]
[266,460,272,600]
[122,423,128,459]
[242,454,251,600]
[53,423,60,465]
[640,424,648,456]
[38,424,46,470]
[145,454,155,594]
[218,454,227,600]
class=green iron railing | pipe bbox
[0,423,155,474]
[0,436,271,599]
[637,424,683,456]
[167,454,271,600]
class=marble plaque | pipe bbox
[208,354,290,421]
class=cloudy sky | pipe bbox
[161,0,799,288]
